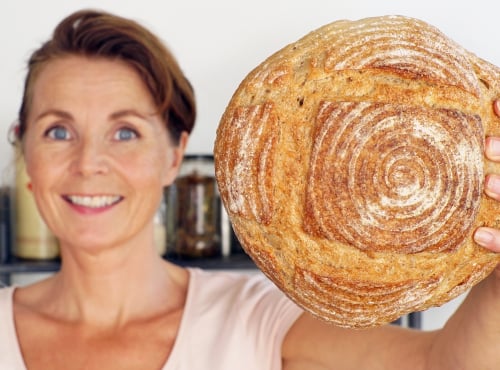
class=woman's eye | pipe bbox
[114,127,138,141]
[45,126,71,140]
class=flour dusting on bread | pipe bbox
[215,15,500,328]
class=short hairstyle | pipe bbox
[17,9,196,144]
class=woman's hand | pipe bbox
[474,99,500,252]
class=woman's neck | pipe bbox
[42,237,188,328]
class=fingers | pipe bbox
[475,100,500,253]
[485,101,500,198]
[474,227,500,252]
[486,99,500,160]
[484,174,500,201]
[494,99,500,117]
[485,137,500,162]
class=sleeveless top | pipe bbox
[0,268,303,369]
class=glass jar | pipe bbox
[14,148,59,260]
[166,155,221,258]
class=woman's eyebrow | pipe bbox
[33,109,73,122]
[110,109,151,121]
[33,109,155,124]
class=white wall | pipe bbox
[1,0,499,330]
[2,0,500,173]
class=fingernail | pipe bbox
[494,100,500,116]
[488,137,500,157]
[474,229,494,246]
[486,175,500,193]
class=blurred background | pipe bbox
[1,0,499,169]
[1,0,499,330]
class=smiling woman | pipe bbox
[3,8,500,370]
[22,56,179,252]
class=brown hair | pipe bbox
[17,9,196,144]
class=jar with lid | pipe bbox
[165,155,221,258]
[13,145,59,260]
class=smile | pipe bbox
[64,195,123,208]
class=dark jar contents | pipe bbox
[165,155,223,259]
[167,167,221,259]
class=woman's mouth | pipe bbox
[63,194,123,209]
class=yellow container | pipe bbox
[14,150,59,260]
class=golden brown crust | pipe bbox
[216,103,278,225]
[214,15,500,328]
[304,102,484,254]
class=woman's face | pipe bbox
[22,55,186,252]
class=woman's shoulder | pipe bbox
[0,285,26,369]
[0,285,15,305]
[0,285,16,329]
[187,268,269,295]
[7,276,54,310]
[186,268,295,312]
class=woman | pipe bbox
[1,9,500,369]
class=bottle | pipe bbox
[166,155,221,258]
[14,148,59,260]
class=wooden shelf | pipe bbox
[0,252,256,276]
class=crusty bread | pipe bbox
[214,15,500,328]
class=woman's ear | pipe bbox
[162,131,189,187]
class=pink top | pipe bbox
[0,268,303,369]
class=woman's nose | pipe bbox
[71,138,109,176]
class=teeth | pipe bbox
[67,195,122,208]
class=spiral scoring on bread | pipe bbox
[294,267,441,327]
[305,101,483,254]
[214,15,500,328]
[319,16,480,96]
[216,103,278,225]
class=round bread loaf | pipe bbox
[214,15,500,328]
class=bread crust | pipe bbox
[214,15,500,328]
